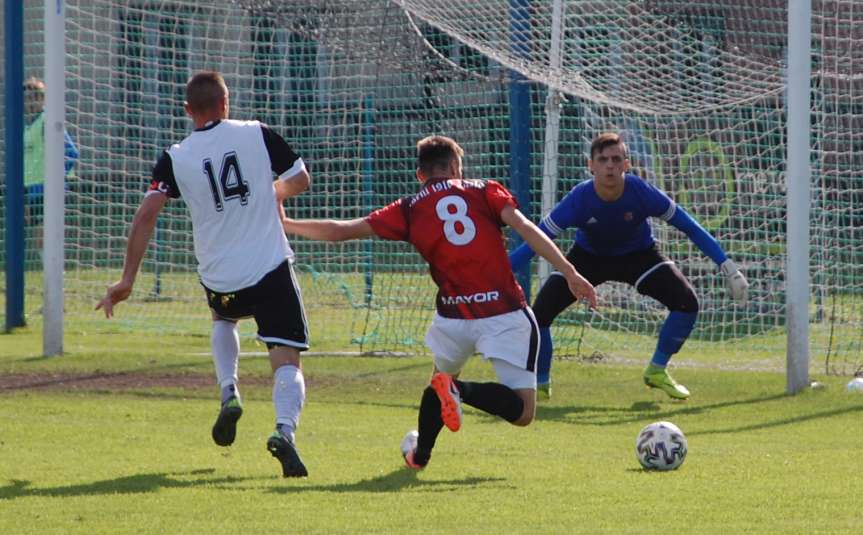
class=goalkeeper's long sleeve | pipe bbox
[508,218,557,272]
[666,206,727,266]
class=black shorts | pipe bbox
[202,260,309,350]
[532,245,698,325]
[564,244,675,290]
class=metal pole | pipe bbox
[785,0,811,393]
[539,0,565,285]
[4,0,25,331]
[43,0,66,355]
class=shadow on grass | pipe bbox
[0,468,267,501]
[268,468,508,494]
[527,392,863,435]
[530,392,788,427]
[688,404,863,436]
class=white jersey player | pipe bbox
[97,71,311,477]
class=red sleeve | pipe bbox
[484,180,518,224]
[365,198,409,241]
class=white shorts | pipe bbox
[425,308,539,390]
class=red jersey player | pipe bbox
[282,135,596,470]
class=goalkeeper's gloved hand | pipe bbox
[720,259,749,303]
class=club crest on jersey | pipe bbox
[624,211,634,221]
[441,290,500,306]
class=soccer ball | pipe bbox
[635,421,688,471]
[846,377,863,392]
[400,430,419,457]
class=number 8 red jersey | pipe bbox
[366,177,527,319]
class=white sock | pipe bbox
[273,364,305,442]
[212,320,240,402]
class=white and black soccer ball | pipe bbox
[635,421,687,471]
[846,377,863,392]
[400,430,419,457]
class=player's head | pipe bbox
[589,132,629,160]
[184,71,229,121]
[416,135,464,182]
[588,132,630,185]
[24,76,46,116]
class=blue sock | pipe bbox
[650,311,697,367]
[650,351,671,368]
[537,327,553,385]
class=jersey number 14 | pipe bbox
[204,151,250,211]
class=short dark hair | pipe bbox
[416,135,464,175]
[185,71,228,114]
[590,132,628,159]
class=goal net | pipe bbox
[2,0,861,374]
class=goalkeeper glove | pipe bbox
[720,259,749,303]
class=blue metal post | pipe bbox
[509,0,532,300]
[363,94,375,306]
[5,0,25,330]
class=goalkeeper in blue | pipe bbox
[509,132,749,400]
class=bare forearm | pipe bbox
[121,214,157,283]
[283,218,370,241]
[121,198,163,284]
[502,205,573,274]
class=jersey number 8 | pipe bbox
[436,195,476,246]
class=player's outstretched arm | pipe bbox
[509,192,573,271]
[508,218,557,271]
[667,206,748,303]
[501,204,597,309]
[96,193,167,318]
[283,216,375,242]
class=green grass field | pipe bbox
[2,325,862,534]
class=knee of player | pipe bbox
[670,289,699,314]
[511,413,534,427]
[683,291,700,314]
[510,401,535,426]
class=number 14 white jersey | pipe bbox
[148,119,306,292]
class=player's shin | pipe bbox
[273,364,305,442]
[454,381,525,423]
[415,387,445,465]
[212,319,240,403]
[650,311,697,367]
